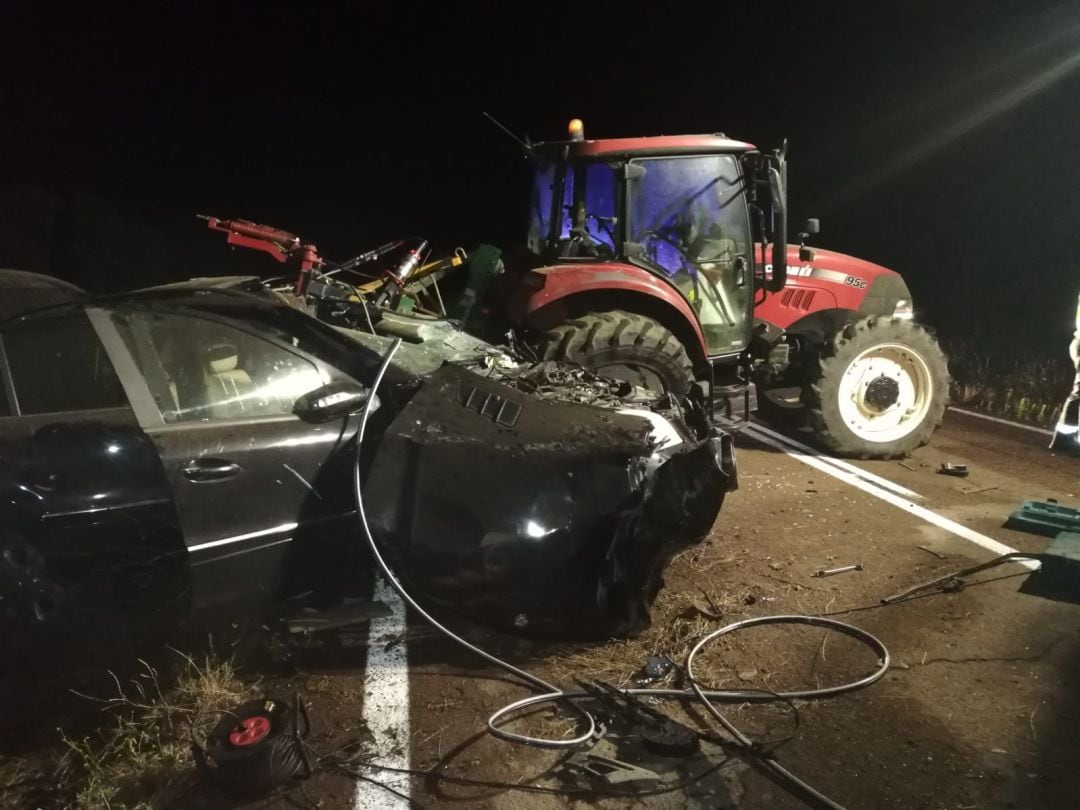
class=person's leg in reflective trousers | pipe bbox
[1050,296,1080,453]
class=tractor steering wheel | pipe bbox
[561,226,612,260]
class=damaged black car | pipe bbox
[0,281,736,650]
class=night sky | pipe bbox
[2,1,1079,358]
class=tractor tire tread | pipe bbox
[537,310,695,395]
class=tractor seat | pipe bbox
[202,343,255,419]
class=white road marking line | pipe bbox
[355,574,412,808]
[948,406,1054,437]
[744,429,1039,570]
[745,423,923,500]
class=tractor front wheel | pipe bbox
[803,316,949,458]
[537,310,696,396]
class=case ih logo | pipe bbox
[764,264,866,288]
[764,263,814,277]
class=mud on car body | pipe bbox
[0,281,735,648]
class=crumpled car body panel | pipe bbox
[364,365,733,639]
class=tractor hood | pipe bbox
[756,243,915,331]
[762,244,902,286]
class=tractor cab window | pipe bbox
[528,155,617,258]
[557,162,617,254]
[527,158,556,254]
[627,155,752,356]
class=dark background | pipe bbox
[2,0,1078,357]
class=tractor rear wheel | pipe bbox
[802,316,949,458]
[537,310,696,396]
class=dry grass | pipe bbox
[946,340,1073,425]
[57,650,256,809]
[546,559,753,689]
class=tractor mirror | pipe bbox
[803,218,820,235]
[767,166,787,293]
[768,168,785,210]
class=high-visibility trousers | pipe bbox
[1050,294,1080,450]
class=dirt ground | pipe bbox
[7,409,1080,809]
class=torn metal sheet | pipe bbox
[362,364,734,639]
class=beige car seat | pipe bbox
[202,343,255,419]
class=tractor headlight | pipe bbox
[892,299,914,320]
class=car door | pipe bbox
[0,307,184,640]
[92,306,362,613]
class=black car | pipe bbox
[0,280,735,647]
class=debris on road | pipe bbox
[916,544,949,560]
[881,552,1041,604]
[634,655,675,685]
[286,599,391,635]
[813,563,864,577]
[938,462,970,477]
[560,753,663,788]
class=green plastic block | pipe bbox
[1005,500,1080,537]
[1040,532,1080,589]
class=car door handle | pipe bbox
[182,459,242,482]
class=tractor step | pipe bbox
[703,380,756,425]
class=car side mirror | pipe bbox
[293,381,374,422]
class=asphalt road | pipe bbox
[228,409,1080,810]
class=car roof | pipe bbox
[2,280,287,326]
[0,268,86,322]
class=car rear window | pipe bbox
[3,311,128,415]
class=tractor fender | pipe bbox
[523,263,709,365]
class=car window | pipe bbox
[111,310,327,423]
[3,311,128,415]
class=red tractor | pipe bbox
[502,119,948,458]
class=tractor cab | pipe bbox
[523,121,788,370]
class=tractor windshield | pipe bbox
[627,155,752,356]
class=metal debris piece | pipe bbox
[938,462,969,477]
[563,753,662,787]
[635,655,674,685]
[813,563,864,578]
[916,545,948,560]
[881,551,1040,604]
[483,360,662,410]
[287,600,391,635]
[640,719,701,758]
